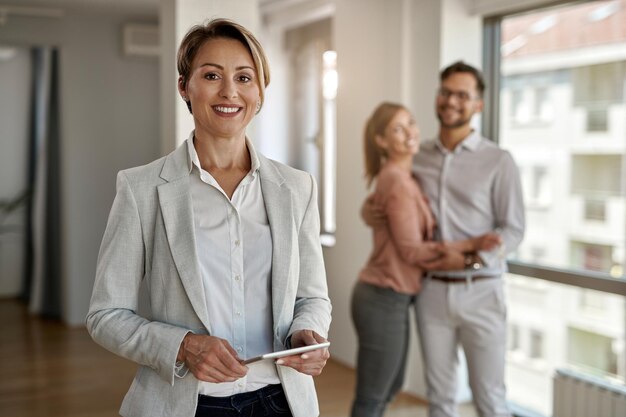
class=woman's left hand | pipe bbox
[276,330,329,376]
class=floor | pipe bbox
[0,299,477,416]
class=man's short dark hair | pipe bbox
[440,61,486,97]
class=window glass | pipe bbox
[499,0,626,278]
[505,274,625,415]
[496,1,626,415]
[285,19,336,244]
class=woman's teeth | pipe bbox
[214,106,239,113]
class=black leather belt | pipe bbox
[430,274,498,284]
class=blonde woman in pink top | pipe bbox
[350,102,499,417]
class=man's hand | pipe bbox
[419,245,465,271]
[177,334,248,383]
[361,194,386,228]
[277,330,329,376]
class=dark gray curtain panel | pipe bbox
[21,46,61,319]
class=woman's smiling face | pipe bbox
[377,108,420,159]
[181,37,260,140]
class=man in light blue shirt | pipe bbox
[415,62,525,417]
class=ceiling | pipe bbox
[0,0,316,24]
[4,0,285,13]
[2,0,160,14]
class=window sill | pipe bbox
[509,401,547,417]
[507,260,626,296]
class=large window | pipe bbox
[484,1,626,415]
[286,18,336,245]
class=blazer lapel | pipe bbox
[259,156,294,337]
[157,143,211,332]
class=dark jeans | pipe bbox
[195,384,293,417]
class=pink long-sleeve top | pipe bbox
[359,163,435,295]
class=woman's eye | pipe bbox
[204,72,219,80]
[238,74,252,83]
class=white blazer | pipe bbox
[87,140,332,417]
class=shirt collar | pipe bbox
[434,130,481,154]
[185,131,197,174]
[185,130,261,178]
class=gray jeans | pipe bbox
[350,281,415,417]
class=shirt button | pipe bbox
[235,240,241,246]
[236,346,243,352]
[238,382,244,388]
[234,275,241,281]
[236,311,241,317]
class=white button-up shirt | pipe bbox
[187,134,280,396]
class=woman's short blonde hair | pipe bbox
[176,18,271,113]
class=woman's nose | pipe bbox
[220,79,237,98]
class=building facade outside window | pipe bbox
[486,0,626,414]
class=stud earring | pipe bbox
[256,101,261,113]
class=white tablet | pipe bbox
[243,341,330,365]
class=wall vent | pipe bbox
[123,23,159,57]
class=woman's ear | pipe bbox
[374,134,387,151]
[177,76,188,101]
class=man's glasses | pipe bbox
[437,88,479,103]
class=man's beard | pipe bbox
[437,108,471,129]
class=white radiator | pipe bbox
[553,368,626,417]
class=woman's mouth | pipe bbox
[213,105,242,115]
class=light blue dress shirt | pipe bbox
[413,130,525,278]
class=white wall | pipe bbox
[0,8,160,325]
[256,25,291,163]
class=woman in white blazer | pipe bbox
[86,18,332,417]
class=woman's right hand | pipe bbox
[361,194,387,227]
[177,334,248,383]
[472,232,502,252]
